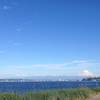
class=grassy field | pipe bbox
[0,88,100,100]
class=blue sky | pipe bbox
[0,0,100,78]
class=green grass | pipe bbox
[0,88,99,100]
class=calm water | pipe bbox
[0,81,100,93]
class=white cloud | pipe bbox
[32,60,94,76]
[80,70,95,77]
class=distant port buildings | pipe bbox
[82,77,100,81]
[0,76,100,82]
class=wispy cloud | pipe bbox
[2,0,18,11]
[2,5,11,10]
[32,60,94,68]
[32,63,67,68]
[13,42,22,46]
[31,60,99,76]
[16,27,22,32]
[8,40,23,46]
[0,60,99,78]
[0,50,5,54]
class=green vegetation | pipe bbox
[0,88,100,100]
